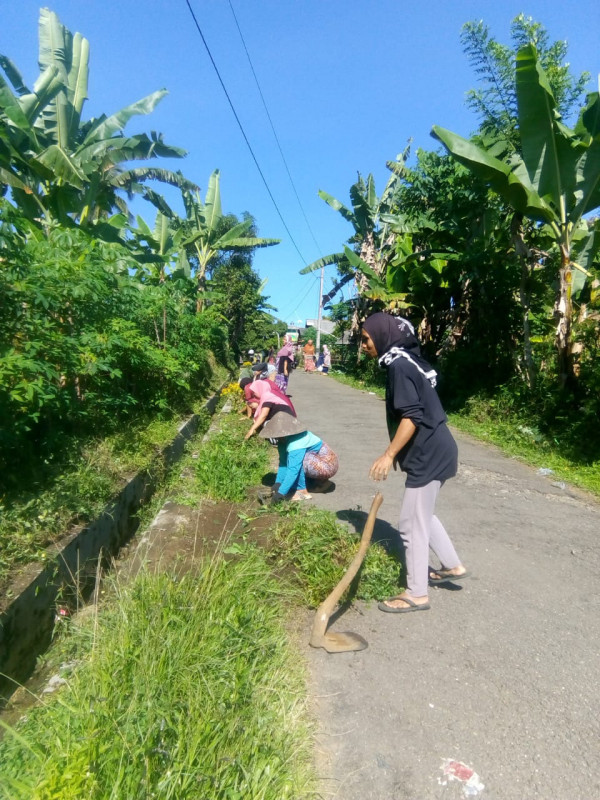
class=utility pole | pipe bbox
[316,265,325,352]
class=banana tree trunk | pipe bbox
[511,216,536,390]
[519,262,536,391]
[555,245,573,388]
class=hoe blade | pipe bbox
[320,631,368,653]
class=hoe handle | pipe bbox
[310,492,383,647]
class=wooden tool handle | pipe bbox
[310,492,383,647]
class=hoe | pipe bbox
[309,492,383,653]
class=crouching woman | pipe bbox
[263,414,338,502]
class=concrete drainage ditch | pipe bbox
[0,383,227,706]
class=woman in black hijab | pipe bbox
[361,313,469,613]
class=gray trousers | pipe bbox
[398,479,461,597]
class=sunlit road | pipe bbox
[288,369,600,800]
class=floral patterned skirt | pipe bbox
[275,373,288,392]
[303,441,339,480]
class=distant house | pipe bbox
[305,318,336,336]
[304,318,351,346]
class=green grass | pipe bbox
[448,409,600,497]
[329,370,385,398]
[0,554,315,799]
[0,396,408,799]
[168,413,272,505]
[269,504,403,606]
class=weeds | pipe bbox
[0,554,314,799]
[269,504,402,606]
[183,414,271,503]
[0,376,226,587]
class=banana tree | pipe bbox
[432,44,600,386]
[180,170,279,312]
[0,9,191,230]
[301,160,408,334]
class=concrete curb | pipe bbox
[0,382,228,704]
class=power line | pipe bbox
[277,274,320,322]
[227,0,323,258]
[183,0,308,265]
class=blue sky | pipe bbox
[5,1,599,325]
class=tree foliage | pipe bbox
[461,14,590,147]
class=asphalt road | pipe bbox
[288,369,600,800]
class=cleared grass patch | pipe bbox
[0,553,315,799]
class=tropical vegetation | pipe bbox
[306,16,600,467]
[0,10,282,576]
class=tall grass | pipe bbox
[0,553,314,799]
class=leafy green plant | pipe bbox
[433,44,600,386]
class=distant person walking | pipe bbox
[275,334,294,394]
[361,312,468,614]
[321,344,331,374]
[303,339,316,372]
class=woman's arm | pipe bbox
[244,406,270,440]
[369,417,416,481]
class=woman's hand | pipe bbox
[369,452,395,481]
[244,407,269,440]
[369,418,416,480]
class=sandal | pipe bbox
[292,492,312,501]
[378,596,430,614]
[429,569,471,586]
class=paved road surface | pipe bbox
[288,369,600,800]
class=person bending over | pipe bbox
[361,312,469,614]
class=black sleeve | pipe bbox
[389,365,424,426]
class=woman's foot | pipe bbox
[429,566,470,585]
[378,593,430,613]
[291,490,312,501]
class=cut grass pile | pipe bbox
[0,553,314,799]
[270,504,403,606]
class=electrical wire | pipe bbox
[277,274,320,323]
[183,0,308,265]
[227,0,323,258]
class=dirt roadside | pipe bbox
[288,369,600,800]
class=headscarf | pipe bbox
[323,345,330,355]
[249,379,296,418]
[277,333,294,359]
[362,313,437,386]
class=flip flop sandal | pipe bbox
[292,493,312,502]
[378,596,431,614]
[428,569,471,586]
